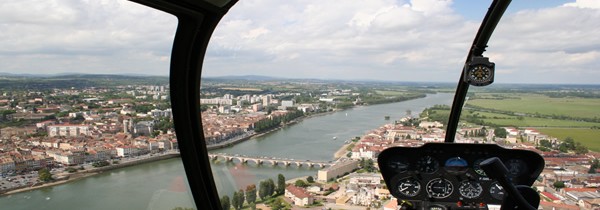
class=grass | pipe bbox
[536,128,600,152]
[467,93,600,119]
[375,90,410,96]
[220,87,263,91]
[483,117,600,127]
[463,111,600,127]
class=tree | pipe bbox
[562,137,576,150]
[494,127,507,138]
[258,181,267,201]
[553,181,565,189]
[231,192,240,210]
[277,174,286,195]
[361,158,375,172]
[220,195,230,210]
[589,165,597,174]
[307,176,314,183]
[575,145,589,155]
[539,140,552,148]
[236,189,244,210]
[232,190,244,210]
[270,197,285,210]
[267,178,275,197]
[589,159,600,174]
[38,168,53,182]
[558,144,569,153]
[245,184,257,205]
[66,167,78,173]
[295,179,308,187]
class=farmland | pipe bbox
[467,93,600,119]
[460,92,600,151]
[537,128,600,152]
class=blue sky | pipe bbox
[1,0,599,84]
[453,0,571,20]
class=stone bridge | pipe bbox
[208,153,332,168]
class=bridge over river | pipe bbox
[208,153,333,168]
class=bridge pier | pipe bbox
[207,153,330,169]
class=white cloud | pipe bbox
[241,27,270,40]
[564,0,600,9]
[0,0,176,75]
[0,0,599,84]
[204,0,600,83]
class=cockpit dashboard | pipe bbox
[378,143,544,210]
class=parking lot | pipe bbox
[0,172,41,192]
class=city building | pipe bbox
[47,124,91,137]
[285,185,314,206]
[317,159,360,182]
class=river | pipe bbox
[0,93,453,210]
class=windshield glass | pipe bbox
[202,1,600,210]
[0,1,196,210]
[2,0,600,210]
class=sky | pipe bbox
[1,0,599,84]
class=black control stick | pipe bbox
[480,157,539,210]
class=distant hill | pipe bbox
[204,75,283,81]
[0,73,168,90]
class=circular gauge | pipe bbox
[417,156,440,174]
[466,64,494,86]
[489,181,506,200]
[387,156,410,173]
[505,159,527,177]
[397,177,421,197]
[445,157,468,173]
[426,178,454,199]
[473,159,487,177]
[458,181,483,199]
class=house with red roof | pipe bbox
[285,185,314,207]
[540,192,561,203]
[539,201,579,210]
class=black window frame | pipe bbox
[128,0,512,209]
[128,1,238,209]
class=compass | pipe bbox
[464,56,495,86]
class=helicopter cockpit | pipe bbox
[378,0,545,209]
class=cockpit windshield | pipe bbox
[1,0,599,210]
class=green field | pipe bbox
[420,92,600,151]
[464,111,600,127]
[467,93,600,119]
[375,90,411,96]
[537,128,600,152]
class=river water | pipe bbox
[0,93,453,210]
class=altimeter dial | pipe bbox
[417,156,440,174]
[458,181,483,199]
[426,178,454,199]
[397,177,421,197]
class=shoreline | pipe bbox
[0,153,180,196]
[334,142,351,159]
[1,95,429,196]
[206,94,428,151]
[207,110,338,151]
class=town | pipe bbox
[0,75,599,210]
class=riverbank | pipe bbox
[334,142,352,159]
[0,152,181,196]
[206,110,338,151]
[207,94,430,153]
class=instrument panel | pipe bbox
[378,143,544,209]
